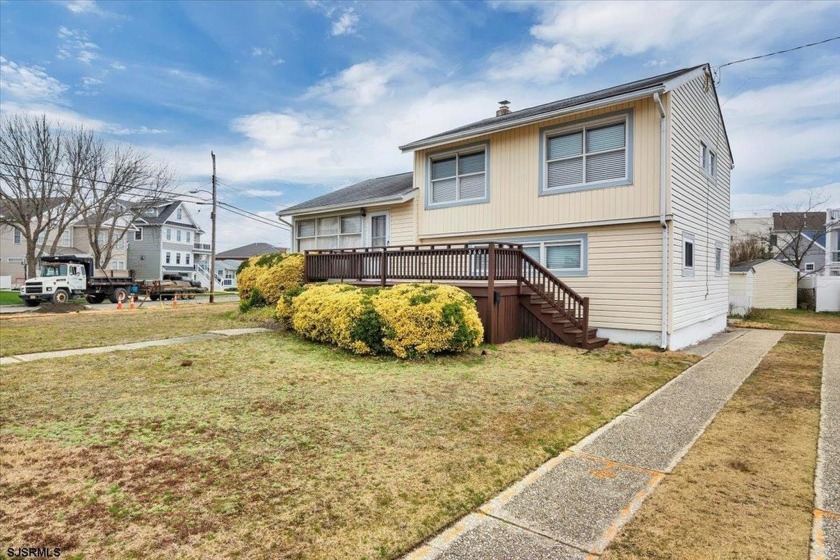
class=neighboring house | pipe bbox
[0,216,134,286]
[730,259,798,311]
[280,64,733,349]
[772,211,827,276]
[215,242,287,261]
[730,216,772,248]
[127,200,208,281]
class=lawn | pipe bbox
[730,307,840,333]
[0,332,699,559]
[604,333,823,559]
[0,290,23,306]
[0,302,248,357]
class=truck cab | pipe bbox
[20,258,88,306]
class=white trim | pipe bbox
[399,86,665,152]
[667,313,727,350]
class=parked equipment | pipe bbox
[19,255,205,306]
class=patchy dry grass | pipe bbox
[604,333,824,560]
[730,308,840,333]
[0,303,259,356]
[0,334,698,559]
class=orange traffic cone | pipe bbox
[172,294,178,308]
[116,294,123,310]
[129,295,135,310]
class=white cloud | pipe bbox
[251,47,285,65]
[732,183,840,217]
[65,0,102,15]
[166,68,211,85]
[111,62,126,71]
[489,1,837,82]
[243,189,285,198]
[0,57,68,102]
[231,111,336,150]
[331,9,360,36]
[57,26,99,64]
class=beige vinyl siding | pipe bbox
[431,222,663,332]
[387,201,416,245]
[752,262,797,308]
[668,73,731,331]
[414,97,664,239]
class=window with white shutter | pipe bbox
[428,146,487,207]
[543,114,631,193]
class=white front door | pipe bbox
[370,212,389,247]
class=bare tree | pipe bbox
[0,115,84,277]
[771,191,829,277]
[730,236,770,265]
[72,138,172,274]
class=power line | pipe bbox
[715,36,840,72]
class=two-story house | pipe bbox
[127,200,209,281]
[280,64,732,350]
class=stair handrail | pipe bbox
[518,251,589,343]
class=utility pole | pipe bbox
[210,151,217,304]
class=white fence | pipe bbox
[816,276,840,312]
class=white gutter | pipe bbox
[399,86,666,153]
[653,92,668,350]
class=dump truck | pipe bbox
[19,255,204,306]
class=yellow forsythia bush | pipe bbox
[372,283,484,358]
[236,252,305,305]
[254,253,305,305]
[284,282,483,358]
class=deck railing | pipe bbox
[304,243,589,345]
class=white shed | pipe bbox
[729,259,798,312]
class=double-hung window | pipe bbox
[714,242,723,275]
[176,229,182,242]
[175,252,181,265]
[683,233,695,276]
[520,236,587,276]
[165,252,171,264]
[544,115,629,192]
[429,147,487,206]
[700,141,717,177]
[134,229,143,241]
[13,228,21,244]
[166,228,172,241]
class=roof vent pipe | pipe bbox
[496,100,511,117]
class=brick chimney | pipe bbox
[496,100,510,117]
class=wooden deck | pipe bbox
[304,243,607,350]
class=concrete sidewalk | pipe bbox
[406,329,783,559]
[812,333,840,560]
[0,328,270,365]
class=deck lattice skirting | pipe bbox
[304,243,607,349]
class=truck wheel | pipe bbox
[109,287,128,304]
[24,299,40,307]
[53,289,70,304]
[86,294,106,304]
[149,293,160,301]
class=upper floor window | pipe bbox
[60,230,71,247]
[700,141,717,178]
[543,115,630,193]
[134,229,143,241]
[428,146,487,207]
[176,229,182,242]
[176,208,183,220]
[175,252,181,265]
[13,228,21,244]
[166,228,172,241]
[143,208,157,217]
[165,252,171,264]
[185,253,191,265]
[186,231,191,243]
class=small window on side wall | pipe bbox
[805,263,815,272]
[683,233,695,277]
[700,141,717,178]
[714,241,723,275]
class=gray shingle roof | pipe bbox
[216,242,285,259]
[281,172,414,215]
[135,200,202,230]
[400,65,707,151]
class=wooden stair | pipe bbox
[521,293,608,350]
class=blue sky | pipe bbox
[1,0,839,249]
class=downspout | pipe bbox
[653,92,668,350]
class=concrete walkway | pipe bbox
[0,328,270,365]
[813,333,840,560]
[405,329,783,559]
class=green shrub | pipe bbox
[239,287,266,313]
[285,282,483,358]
